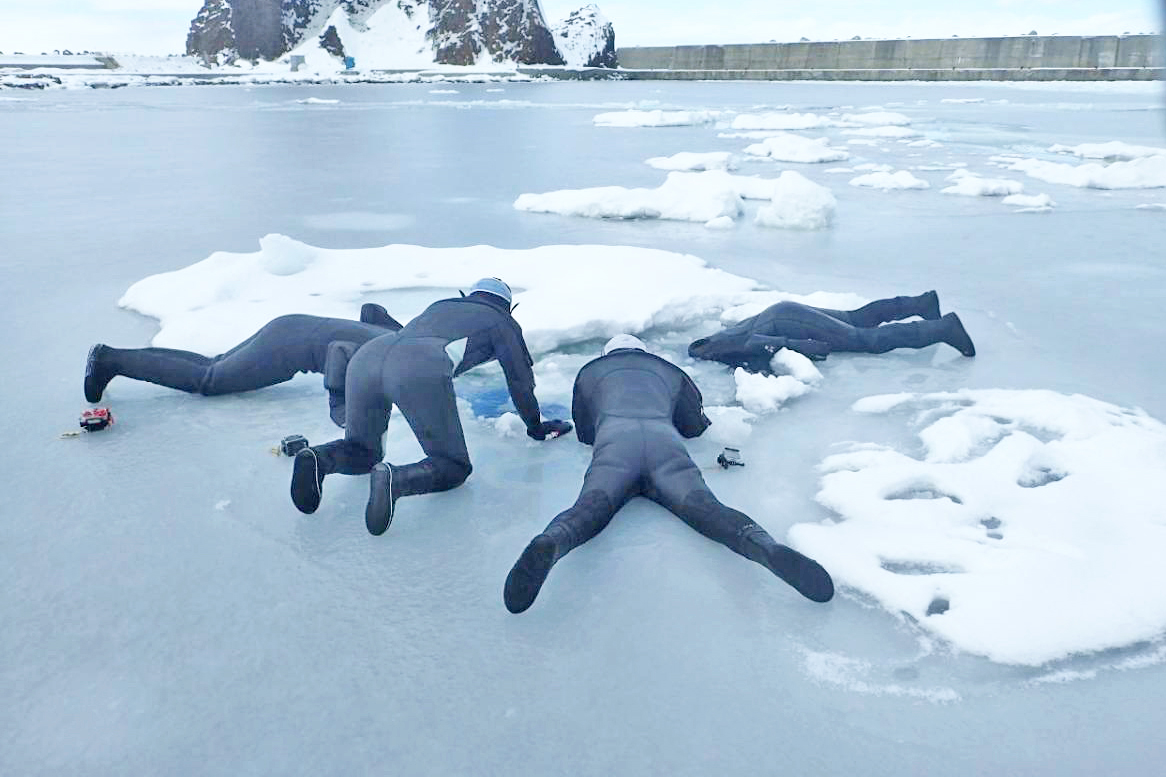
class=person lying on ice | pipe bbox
[83,304,403,427]
[503,334,834,614]
[688,290,975,372]
[289,278,572,533]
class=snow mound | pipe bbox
[645,151,737,171]
[1049,142,1166,161]
[514,170,744,223]
[118,235,765,356]
[789,389,1166,666]
[995,154,1166,190]
[755,171,837,230]
[743,133,850,164]
[849,171,930,190]
[730,112,848,131]
[942,170,1023,197]
[593,110,719,127]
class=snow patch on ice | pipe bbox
[996,154,1166,190]
[849,171,930,190]
[593,109,719,127]
[789,389,1166,666]
[1049,141,1166,161]
[645,151,737,171]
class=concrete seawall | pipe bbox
[616,35,1163,80]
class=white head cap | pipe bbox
[602,334,647,356]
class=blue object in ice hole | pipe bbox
[344,57,356,70]
[469,386,568,421]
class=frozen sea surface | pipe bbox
[2,80,1166,775]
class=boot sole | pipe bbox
[290,450,323,514]
[504,536,556,614]
[366,463,395,536]
[769,545,835,603]
[84,344,107,403]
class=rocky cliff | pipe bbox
[185,0,614,68]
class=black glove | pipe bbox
[788,338,832,361]
[528,420,572,440]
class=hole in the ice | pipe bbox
[885,482,964,504]
[926,597,950,616]
[1018,466,1067,488]
[981,516,1002,530]
[987,532,1004,540]
[882,560,964,575]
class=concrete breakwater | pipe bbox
[615,34,1163,80]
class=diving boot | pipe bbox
[743,530,834,603]
[939,312,976,357]
[365,460,442,536]
[291,448,326,514]
[504,533,561,614]
[365,463,396,536]
[84,344,117,403]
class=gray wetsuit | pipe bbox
[86,304,401,414]
[307,291,542,495]
[502,347,835,613]
[688,292,967,371]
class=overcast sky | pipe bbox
[0,0,1160,56]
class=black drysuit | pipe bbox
[503,348,834,613]
[688,292,972,372]
[86,304,401,414]
[305,291,544,496]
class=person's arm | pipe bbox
[571,371,595,445]
[492,321,571,440]
[673,373,711,439]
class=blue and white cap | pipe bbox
[470,277,513,306]
[602,334,646,356]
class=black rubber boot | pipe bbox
[84,344,117,403]
[504,523,574,614]
[291,448,326,514]
[504,491,614,614]
[365,460,441,536]
[848,291,941,327]
[741,529,835,603]
[939,312,976,357]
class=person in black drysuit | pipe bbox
[289,278,572,535]
[503,334,834,614]
[688,290,975,373]
[83,303,403,427]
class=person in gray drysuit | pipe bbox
[83,303,402,427]
[290,278,572,534]
[688,290,975,372]
[503,334,834,614]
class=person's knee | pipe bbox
[431,458,472,491]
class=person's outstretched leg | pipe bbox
[644,426,833,602]
[504,426,641,613]
[84,344,213,401]
[504,490,622,614]
[816,291,941,328]
[365,375,473,536]
[852,313,975,356]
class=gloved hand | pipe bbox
[528,419,573,440]
[788,338,832,361]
